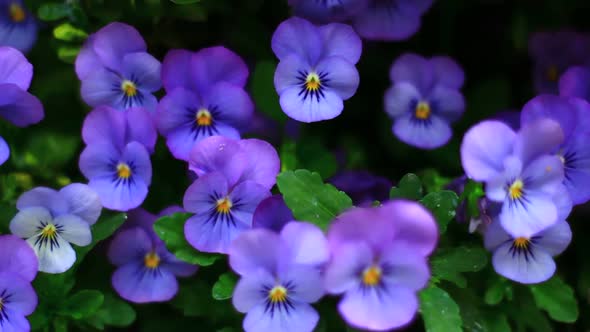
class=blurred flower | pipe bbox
[109,208,197,303]
[385,53,465,149]
[229,222,329,332]
[330,170,391,206]
[560,66,590,102]
[79,106,156,211]
[157,47,253,161]
[324,201,437,331]
[521,95,590,205]
[529,30,590,94]
[76,22,162,112]
[0,0,37,53]
[461,118,567,237]
[272,17,361,122]
[289,0,368,23]
[491,110,520,131]
[0,46,44,165]
[485,219,571,284]
[352,0,433,41]
[9,184,102,273]
[252,195,294,232]
[0,235,38,331]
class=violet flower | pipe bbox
[252,195,294,232]
[0,0,37,53]
[229,222,329,332]
[559,66,590,101]
[324,200,438,331]
[76,22,162,112]
[385,53,465,149]
[288,0,368,23]
[272,17,361,122]
[330,170,391,206]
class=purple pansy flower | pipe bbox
[252,195,294,232]
[0,235,38,331]
[0,46,44,165]
[288,0,368,24]
[0,0,37,53]
[76,22,162,112]
[109,208,197,303]
[9,184,102,273]
[229,222,329,332]
[330,170,391,206]
[157,47,253,161]
[461,118,567,237]
[560,66,590,101]
[272,17,361,122]
[521,95,590,205]
[324,201,437,331]
[385,53,465,149]
[529,30,590,94]
[79,106,156,211]
[352,0,433,41]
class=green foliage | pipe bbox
[431,246,488,288]
[529,276,579,323]
[154,212,222,266]
[58,290,104,320]
[170,0,201,4]
[420,190,459,233]
[389,173,423,200]
[53,23,88,42]
[75,213,127,265]
[251,60,286,123]
[88,294,137,329]
[212,272,238,300]
[419,285,463,332]
[277,170,353,230]
[37,3,71,21]
[484,277,513,305]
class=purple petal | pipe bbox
[278,265,325,303]
[121,52,162,92]
[384,82,421,118]
[559,66,590,100]
[428,86,465,122]
[92,22,146,72]
[483,220,511,251]
[0,135,8,165]
[274,54,307,94]
[228,180,271,226]
[10,207,52,239]
[279,85,343,122]
[319,23,362,64]
[354,3,421,41]
[389,53,433,93]
[237,139,281,190]
[183,172,229,215]
[0,235,38,282]
[16,187,67,216]
[233,273,273,313]
[203,82,254,129]
[159,251,198,277]
[329,170,392,205]
[184,211,250,254]
[252,195,293,232]
[54,214,92,246]
[0,18,37,54]
[536,220,572,256]
[520,94,578,139]
[112,261,178,303]
[324,241,373,294]
[229,228,281,276]
[82,106,126,148]
[59,184,102,225]
[280,222,328,266]
[108,227,151,266]
[89,176,148,212]
[499,191,558,238]
[80,68,123,108]
[492,242,555,284]
[126,107,158,153]
[491,110,521,131]
[291,0,368,23]
[0,83,43,127]
[553,185,572,221]
[0,46,32,90]
[393,114,452,149]
[397,0,434,15]
[430,56,464,89]
[316,56,359,99]
[522,155,564,193]
[243,301,319,332]
[382,200,438,256]
[75,35,99,80]
[0,272,37,314]
[28,234,76,273]
[161,49,193,92]
[460,120,516,181]
[328,207,395,254]
[514,118,564,166]
[562,130,590,204]
[271,17,322,65]
[79,142,120,180]
[188,136,248,186]
[190,46,249,92]
[1,308,31,332]
[379,243,430,291]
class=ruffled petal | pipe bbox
[183,172,229,215]
[108,227,151,266]
[0,46,32,89]
[237,139,281,190]
[161,49,193,92]
[188,136,247,186]
[379,242,430,291]
[121,52,162,92]
[228,228,281,276]
[190,46,249,92]
[16,187,67,216]
[315,56,359,99]
[393,113,452,149]
[54,214,92,246]
[389,53,433,93]
[514,118,564,166]
[430,56,464,89]
[252,195,293,232]
[271,17,323,65]
[492,242,555,284]
[59,184,102,225]
[0,235,38,282]
[499,191,558,238]
[384,82,421,118]
[92,22,146,72]
[111,262,178,303]
[428,86,465,122]
[280,222,328,266]
[0,83,43,127]
[319,23,362,64]
[535,220,572,256]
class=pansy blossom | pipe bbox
[288,0,368,24]
[0,0,37,53]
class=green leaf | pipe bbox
[277,170,353,230]
[154,212,222,266]
[33,272,76,302]
[251,61,286,123]
[280,140,297,172]
[420,190,459,233]
[58,290,104,320]
[53,23,87,42]
[419,169,452,193]
[212,273,238,300]
[75,213,127,265]
[484,277,513,305]
[53,316,68,332]
[431,246,488,288]
[88,294,136,329]
[529,275,579,323]
[296,139,338,179]
[37,3,71,21]
[170,0,201,4]
[171,280,211,316]
[57,46,81,64]
[389,173,423,200]
[419,285,462,332]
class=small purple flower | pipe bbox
[521,95,590,205]
[384,53,465,149]
[324,201,437,331]
[0,46,44,165]
[559,66,590,101]
[288,0,368,23]
[529,30,590,94]
[330,170,391,206]
[0,235,38,331]
[157,47,253,161]
[252,195,294,232]
[461,118,567,237]
[229,222,329,332]
[352,0,433,41]
[272,17,361,122]
[484,219,571,284]
[79,106,156,211]
[0,0,37,53]
[108,208,197,303]
[76,22,162,112]
[9,184,102,273]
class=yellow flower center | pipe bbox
[215,197,232,214]
[305,72,321,91]
[144,252,161,269]
[362,265,382,286]
[117,163,132,179]
[9,3,25,23]
[121,80,137,97]
[546,65,559,82]
[513,237,530,249]
[41,223,57,238]
[415,101,431,120]
[268,286,288,303]
[508,179,524,200]
[196,108,212,126]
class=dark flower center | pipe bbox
[262,282,295,315]
[195,108,213,126]
[34,221,63,251]
[297,70,331,102]
[0,289,11,324]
